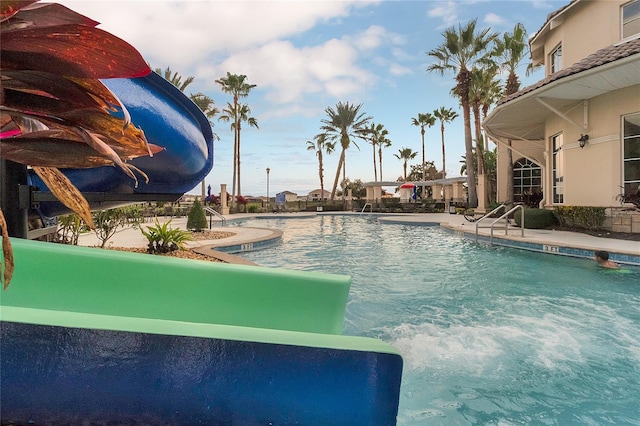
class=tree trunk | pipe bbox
[236,122,242,199]
[421,128,426,181]
[372,143,378,182]
[330,149,345,201]
[319,152,324,206]
[473,103,484,176]
[440,124,446,179]
[462,101,478,207]
[378,147,383,181]
[230,127,237,210]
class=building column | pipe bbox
[477,174,488,213]
[220,184,229,215]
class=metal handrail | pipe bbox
[359,203,372,216]
[489,204,524,245]
[204,207,226,227]
[474,203,507,242]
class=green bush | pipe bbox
[246,203,259,213]
[141,219,192,254]
[553,206,606,230]
[187,199,208,231]
[514,208,558,229]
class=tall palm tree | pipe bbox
[427,19,497,208]
[215,73,256,210]
[433,107,458,179]
[493,23,529,204]
[306,133,336,206]
[364,123,389,182]
[378,134,392,181]
[411,113,436,181]
[235,103,258,197]
[321,102,371,200]
[469,66,500,176]
[394,147,418,181]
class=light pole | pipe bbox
[266,167,270,212]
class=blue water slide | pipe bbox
[29,71,214,216]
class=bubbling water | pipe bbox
[235,216,640,425]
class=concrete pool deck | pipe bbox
[78,212,640,266]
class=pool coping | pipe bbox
[191,227,283,263]
[375,216,640,266]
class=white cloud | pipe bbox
[484,12,505,25]
[350,24,405,50]
[427,1,459,28]
[389,64,412,76]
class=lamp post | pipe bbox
[266,167,270,212]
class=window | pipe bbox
[550,44,562,73]
[623,0,640,39]
[513,158,542,206]
[552,133,564,204]
[623,113,640,197]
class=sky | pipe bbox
[57,0,562,198]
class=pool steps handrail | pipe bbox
[204,206,226,227]
[475,203,525,244]
[359,203,372,216]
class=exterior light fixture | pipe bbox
[578,134,589,148]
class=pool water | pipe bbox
[231,216,640,425]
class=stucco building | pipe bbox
[483,0,640,231]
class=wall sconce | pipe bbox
[578,134,589,148]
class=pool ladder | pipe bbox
[204,207,227,227]
[474,203,524,245]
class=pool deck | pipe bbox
[77,212,640,267]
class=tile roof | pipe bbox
[498,38,640,105]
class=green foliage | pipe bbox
[514,208,558,229]
[141,219,192,254]
[246,203,259,213]
[93,208,131,248]
[187,199,208,231]
[553,206,606,230]
[55,214,87,245]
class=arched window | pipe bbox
[513,158,542,205]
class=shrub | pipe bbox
[514,208,558,229]
[553,206,606,230]
[246,203,259,213]
[187,199,208,231]
[93,208,130,248]
[141,218,192,254]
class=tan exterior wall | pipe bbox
[543,86,640,207]
[541,1,627,75]
[496,86,640,207]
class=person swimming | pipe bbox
[594,250,618,269]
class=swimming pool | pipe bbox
[230,216,640,425]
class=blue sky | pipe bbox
[58,0,561,197]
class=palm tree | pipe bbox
[469,66,501,176]
[364,123,389,182]
[493,23,529,204]
[321,102,371,200]
[155,66,194,91]
[411,113,436,181]
[235,103,258,198]
[378,134,392,181]
[427,19,497,208]
[433,107,458,179]
[394,147,418,181]
[306,133,336,206]
[215,73,256,210]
